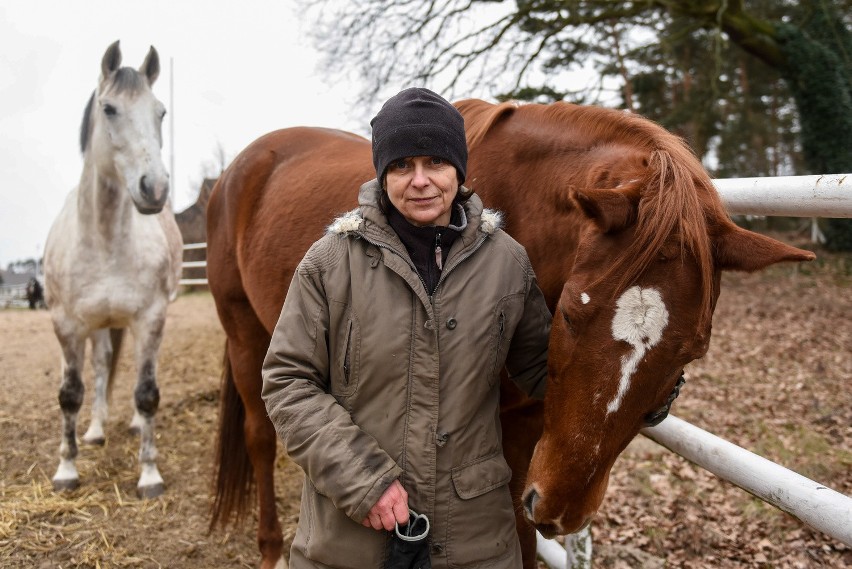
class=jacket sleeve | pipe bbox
[504,266,551,400]
[261,243,403,522]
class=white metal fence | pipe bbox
[174,174,852,566]
[179,242,208,286]
[0,282,29,308]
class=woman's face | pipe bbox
[385,155,459,226]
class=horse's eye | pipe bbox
[104,104,117,117]
[560,305,575,333]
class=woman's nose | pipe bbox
[411,164,430,187]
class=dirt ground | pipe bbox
[0,241,849,568]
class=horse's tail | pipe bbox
[209,340,254,531]
[106,328,124,402]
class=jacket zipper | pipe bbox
[434,230,443,271]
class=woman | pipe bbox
[262,87,551,568]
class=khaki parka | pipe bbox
[262,180,551,569]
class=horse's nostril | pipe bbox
[522,488,539,520]
[139,175,152,200]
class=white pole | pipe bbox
[169,56,175,207]
[642,415,852,546]
[713,174,852,218]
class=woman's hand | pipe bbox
[361,479,409,531]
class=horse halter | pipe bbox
[644,370,686,427]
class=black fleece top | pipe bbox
[387,204,465,295]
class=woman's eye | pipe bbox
[430,157,444,165]
[390,159,409,170]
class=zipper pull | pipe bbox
[434,231,443,271]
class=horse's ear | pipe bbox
[571,186,640,233]
[101,40,122,79]
[140,46,160,86]
[714,223,816,271]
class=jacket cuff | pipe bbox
[351,464,404,522]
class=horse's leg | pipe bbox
[226,301,284,569]
[52,323,87,491]
[82,329,112,445]
[130,310,167,499]
[500,380,545,569]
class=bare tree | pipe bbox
[306,0,852,248]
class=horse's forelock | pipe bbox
[535,103,722,330]
[105,67,147,95]
[615,144,722,331]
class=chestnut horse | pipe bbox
[206,102,814,568]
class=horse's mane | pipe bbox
[458,99,729,330]
[80,67,149,153]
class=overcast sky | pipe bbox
[0,0,379,268]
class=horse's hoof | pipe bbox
[82,436,106,446]
[127,425,142,436]
[137,482,165,499]
[53,478,80,492]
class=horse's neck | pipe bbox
[76,161,135,243]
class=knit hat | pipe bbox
[370,87,468,184]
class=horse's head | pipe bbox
[520,151,816,538]
[82,40,169,215]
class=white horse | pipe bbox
[43,41,183,498]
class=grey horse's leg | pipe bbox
[53,329,87,491]
[131,312,167,498]
[82,329,112,445]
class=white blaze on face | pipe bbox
[581,292,590,304]
[606,286,669,415]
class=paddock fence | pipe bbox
[0,282,29,309]
[175,173,852,567]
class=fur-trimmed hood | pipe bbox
[326,201,504,237]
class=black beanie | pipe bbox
[370,87,468,184]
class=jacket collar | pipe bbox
[327,179,503,247]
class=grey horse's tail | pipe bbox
[106,328,125,401]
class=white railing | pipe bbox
[714,173,851,217]
[642,416,852,545]
[0,282,29,308]
[179,242,208,286]
[543,174,852,568]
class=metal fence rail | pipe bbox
[642,416,852,546]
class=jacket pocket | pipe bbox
[488,295,524,387]
[446,452,519,567]
[333,316,359,397]
[299,480,387,568]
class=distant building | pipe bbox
[175,178,216,286]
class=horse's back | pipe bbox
[207,126,373,331]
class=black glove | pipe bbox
[385,509,431,569]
